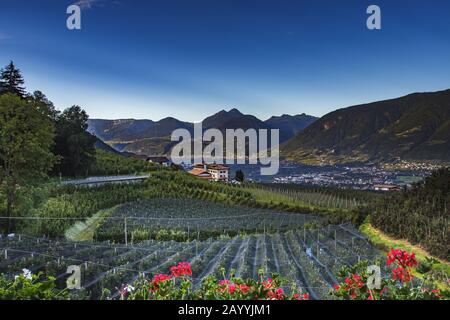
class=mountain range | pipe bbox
[282,89,450,164]
[89,89,450,164]
[87,109,317,156]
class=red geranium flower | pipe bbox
[228,284,237,294]
[170,262,192,278]
[262,278,274,290]
[293,293,310,300]
[238,284,251,294]
[387,249,418,268]
[150,273,172,291]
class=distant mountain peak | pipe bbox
[87,109,318,156]
[228,108,243,115]
[158,116,183,123]
[215,108,243,116]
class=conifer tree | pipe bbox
[0,61,26,98]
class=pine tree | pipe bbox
[0,61,26,97]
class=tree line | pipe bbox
[371,167,449,260]
[0,61,98,232]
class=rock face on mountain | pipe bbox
[87,109,316,155]
[281,89,450,164]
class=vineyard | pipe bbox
[0,223,381,300]
[2,169,446,300]
[94,198,322,242]
[244,183,378,210]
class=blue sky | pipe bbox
[0,0,449,122]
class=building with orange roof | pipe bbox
[189,163,229,182]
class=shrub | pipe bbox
[0,269,68,300]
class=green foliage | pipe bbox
[53,106,97,177]
[247,183,377,209]
[128,228,189,243]
[0,270,68,300]
[21,182,154,237]
[371,167,450,260]
[94,197,318,243]
[90,149,157,176]
[331,250,449,300]
[0,93,56,232]
[359,220,450,289]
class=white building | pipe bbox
[190,164,229,182]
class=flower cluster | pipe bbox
[213,275,309,300]
[387,249,418,283]
[332,248,448,300]
[333,273,366,299]
[14,268,32,281]
[150,274,173,290]
[293,293,310,300]
[212,278,309,300]
[121,262,309,301]
[170,262,192,278]
[387,249,418,268]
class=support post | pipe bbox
[303,227,306,244]
[124,217,128,246]
[334,230,337,252]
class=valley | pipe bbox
[0,62,448,301]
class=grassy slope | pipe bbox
[359,220,450,289]
[89,149,157,176]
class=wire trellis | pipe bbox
[0,223,382,300]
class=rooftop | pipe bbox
[193,163,229,170]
